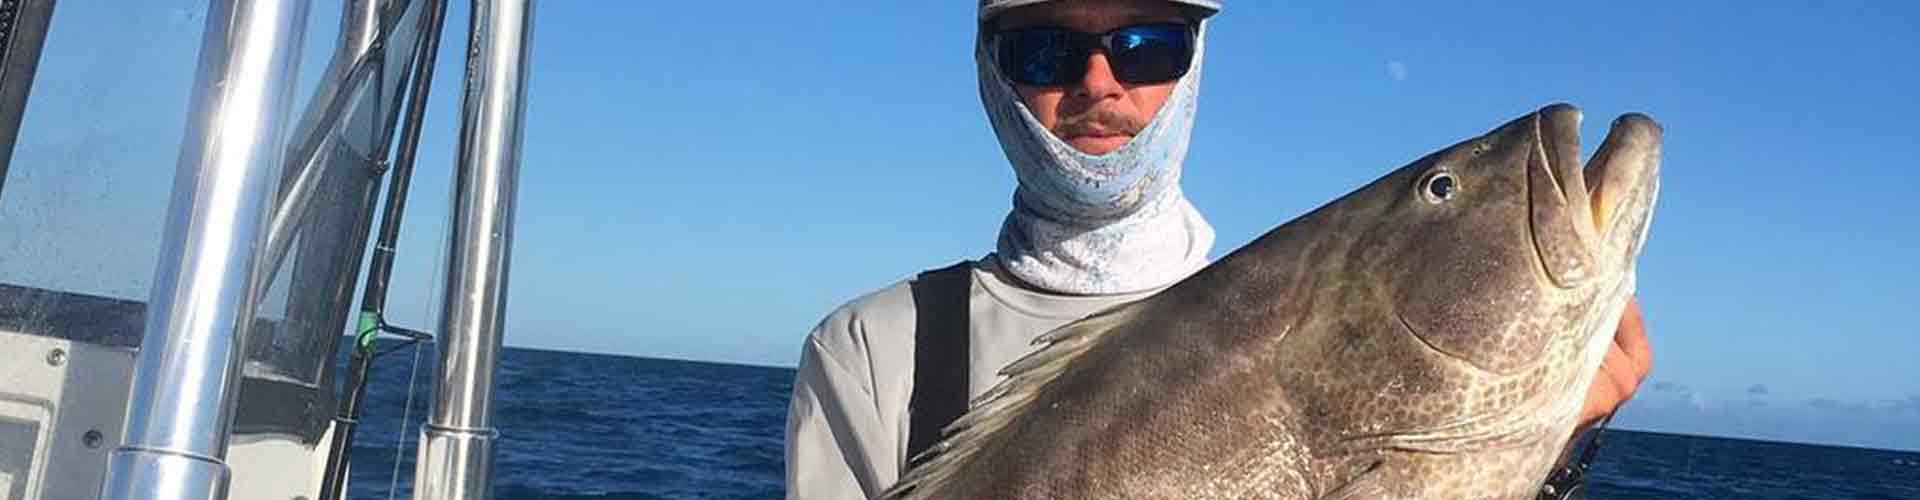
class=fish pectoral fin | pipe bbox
[1318,459,1393,500]
[883,300,1153,500]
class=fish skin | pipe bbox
[882,103,1663,500]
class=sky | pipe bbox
[1,2,1915,451]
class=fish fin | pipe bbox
[1318,459,1393,500]
[881,300,1149,500]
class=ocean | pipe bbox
[340,344,1920,499]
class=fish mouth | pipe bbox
[1583,112,1663,266]
[1526,103,1663,288]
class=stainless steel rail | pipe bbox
[98,1,312,499]
[413,0,535,498]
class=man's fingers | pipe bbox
[1603,341,1641,399]
[1614,296,1653,380]
[1578,297,1654,426]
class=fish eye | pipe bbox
[1422,171,1458,203]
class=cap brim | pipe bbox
[979,0,1222,22]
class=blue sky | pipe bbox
[2,2,1915,451]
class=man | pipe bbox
[783,1,1653,499]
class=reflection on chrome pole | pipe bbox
[99,1,311,500]
[414,0,534,499]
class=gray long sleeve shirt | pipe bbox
[783,255,1164,499]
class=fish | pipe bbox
[881,103,1663,500]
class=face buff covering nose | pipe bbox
[978,19,1217,296]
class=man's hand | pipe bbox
[1579,296,1652,427]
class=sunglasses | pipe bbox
[990,22,1197,87]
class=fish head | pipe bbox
[1359,103,1660,379]
[1309,103,1660,495]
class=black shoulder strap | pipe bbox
[905,261,973,469]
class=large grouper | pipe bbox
[883,103,1663,500]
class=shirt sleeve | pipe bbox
[785,326,898,499]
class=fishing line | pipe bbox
[387,166,452,500]
[387,338,427,500]
[386,122,453,500]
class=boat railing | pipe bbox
[0,0,533,498]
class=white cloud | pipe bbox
[1386,61,1409,82]
[1616,386,1920,451]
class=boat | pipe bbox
[0,0,531,498]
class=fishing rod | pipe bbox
[1537,409,1621,500]
[316,0,451,498]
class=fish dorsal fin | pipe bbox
[881,298,1150,499]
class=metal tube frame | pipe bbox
[414,0,534,498]
[0,0,60,203]
[255,0,426,305]
[99,1,311,499]
[271,0,413,425]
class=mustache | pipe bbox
[1053,108,1145,138]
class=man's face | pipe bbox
[992,0,1191,155]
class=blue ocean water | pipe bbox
[341,344,1920,499]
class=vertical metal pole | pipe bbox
[414,0,533,498]
[99,1,310,500]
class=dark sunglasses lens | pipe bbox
[998,29,1085,86]
[1110,25,1193,83]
